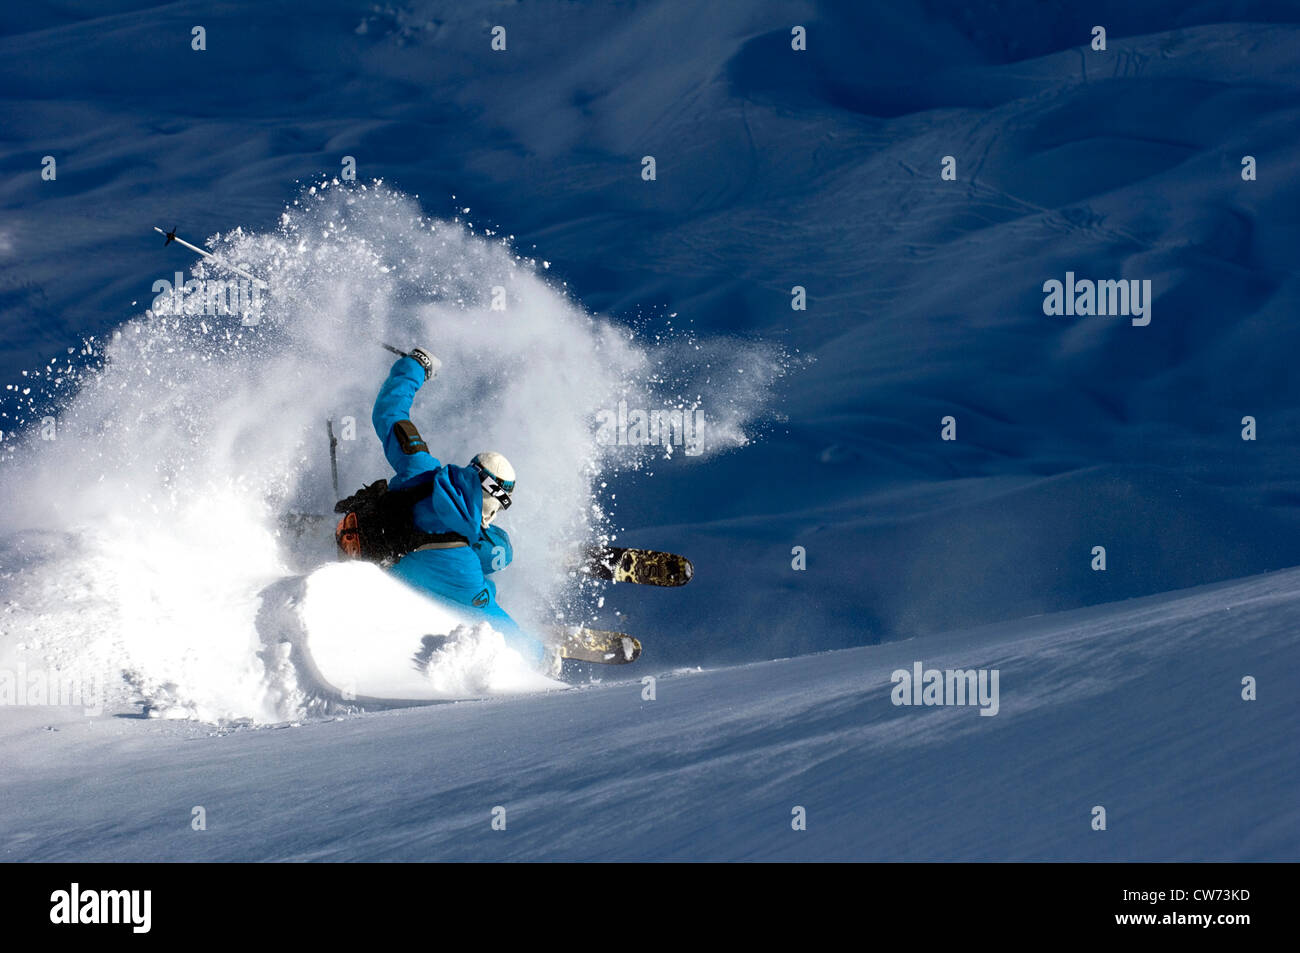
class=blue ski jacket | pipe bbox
[371,355,513,576]
[369,355,542,668]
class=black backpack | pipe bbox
[333,477,467,565]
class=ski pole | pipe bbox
[380,343,407,357]
[326,418,340,498]
[153,226,269,288]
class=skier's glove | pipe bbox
[408,346,441,382]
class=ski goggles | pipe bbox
[474,467,514,509]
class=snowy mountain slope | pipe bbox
[0,1,1297,865]
[2,564,1294,862]
[626,462,1300,665]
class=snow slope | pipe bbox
[2,566,1295,862]
[1,1,1298,861]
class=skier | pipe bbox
[356,346,546,667]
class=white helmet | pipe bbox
[470,451,516,527]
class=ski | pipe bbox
[554,626,642,664]
[582,546,693,587]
